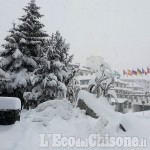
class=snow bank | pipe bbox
[1,98,150,149]
[33,99,75,123]
[0,97,21,109]
[77,90,122,123]
[120,112,150,139]
[30,99,109,138]
[91,115,109,134]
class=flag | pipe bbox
[145,71,147,75]
[127,69,132,76]
[113,71,121,78]
[147,67,150,74]
[123,70,127,75]
[137,68,142,75]
[132,70,137,75]
[142,68,145,74]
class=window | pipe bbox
[128,102,131,108]
[124,102,127,108]
[80,80,89,85]
[80,72,83,76]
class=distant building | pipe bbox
[113,79,150,113]
[76,74,150,113]
[122,79,150,92]
[76,66,94,76]
[68,63,80,69]
[86,56,104,71]
[75,74,93,91]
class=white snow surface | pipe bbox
[12,49,23,59]
[0,94,150,150]
[77,90,122,124]
[0,68,6,77]
[12,69,29,89]
[23,56,37,68]
[0,97,21,109]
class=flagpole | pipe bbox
[142,67,144,80]
[147,67,150,81]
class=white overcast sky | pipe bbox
[0,0,150,73]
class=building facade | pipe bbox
[122,79,150,92]
[76,74,150,113]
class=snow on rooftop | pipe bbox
[75,74,95,81]
[115,79,128,85]
[78,67,92,72]
[126,82,144,88]
[110,97,128,104]
[113,87,133,92]
[117,98,128,103]
[0,97,21,110]
[132,90,145,93]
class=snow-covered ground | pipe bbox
[0,93,150,150]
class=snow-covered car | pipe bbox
[0,97,21,125]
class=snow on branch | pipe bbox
[12,49,23,59]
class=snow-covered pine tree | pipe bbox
[44,31,74,99]
[0,0,48,107]
[24,31,74,103]
[47,31,74,83]
[0,24,29,106]
[18,0,48,57]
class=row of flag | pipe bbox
[113,67,150,78]
[123,67,150,76]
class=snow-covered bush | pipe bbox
[32,99,74,123]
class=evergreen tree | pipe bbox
[47,31,73,83]
[0,0,48,106]
[18,0,48,57]
[24,31,73,102]
[0,0,74,106]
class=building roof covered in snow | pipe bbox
[75,74,94,81]
[126,82,144,89]
[115,79,128,85]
